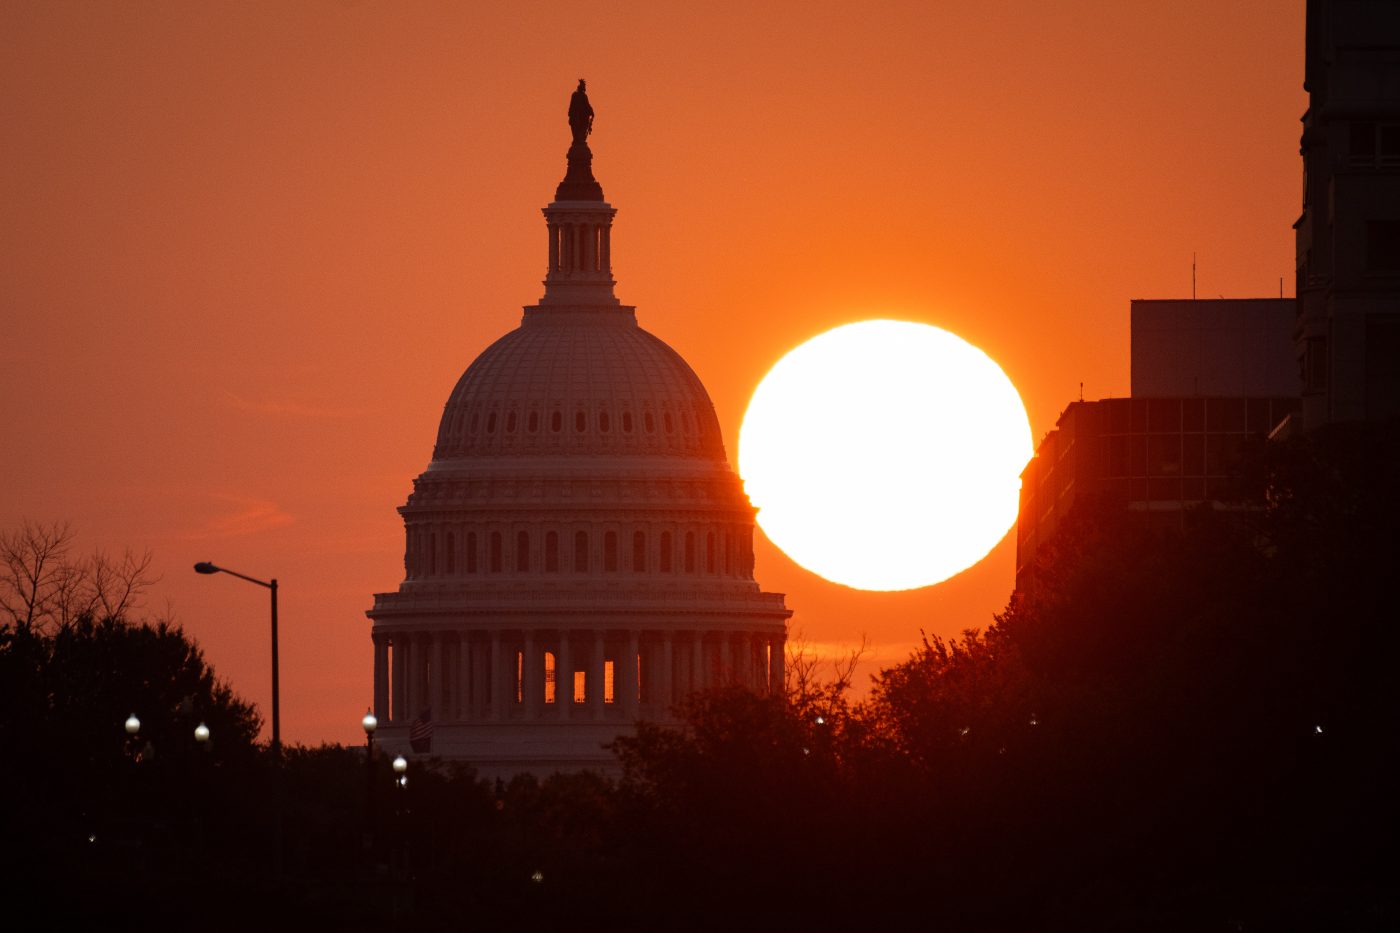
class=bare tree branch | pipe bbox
[0,521,159,633]
[0,519,75,630]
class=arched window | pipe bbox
[467,531,478,573]
[545,531,559,572]
[684,532,696,573]
[706,532,716,574]
[599,411,610,433]
[551,411,563,433]
[469,412,480,433]
[528,411,539,433]
[644,412,656,434]
[632,530,646,572]
[664,412,674,434]
[446,532,455,574]
[505,411,517,433]
[574,531,589,572]
[604,531,618,572]
[622,412,633,433]
[430,533,437,575]
[660,531,673,572]
[490,532,502,573]
[486,412,497,434]
[724,530,734,575]
[516,531,530,572]
[575,411,587,433]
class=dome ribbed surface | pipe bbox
[433,310,726,460]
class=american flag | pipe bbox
[409,707,434,753]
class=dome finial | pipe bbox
[569,79,593,145]
[556,80,603,201]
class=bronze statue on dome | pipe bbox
[568,79,594,145]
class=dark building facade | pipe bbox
[1016,298,1301,589]
[1016,395,1300,587]
[1295,0,1400,428]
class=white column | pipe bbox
[524,630,541,719]
[691,632,705,694]
[491,630,506,721]
[430,631,444,716]
[456,635,470,720]
[591,630,606,720]
[623,630,640,718]
[660,633,674,715]
[471,635,488,720]
[558,630,573,720]
[391,633,406,722]
[414,632,430,715]
[373,634,389,720]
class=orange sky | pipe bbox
[1,1,1305,745]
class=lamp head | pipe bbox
[194,722,210,743]
[362,709,378,735]
[124,713,141,735]
[392,755,408,774]
[193,562,219,575]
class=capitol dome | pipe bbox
[366,83,790,777]
[431,309,725,462]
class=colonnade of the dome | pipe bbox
[403,522,756,580]
[371,627,784,724]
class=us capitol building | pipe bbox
[366,83,791,776]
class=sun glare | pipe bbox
[739,320,1033,591]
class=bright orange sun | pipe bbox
[738,319,1033,591]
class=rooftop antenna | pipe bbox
[1280,276,1284,298]
[1192,251,1197,300]
[1079,381,1084,402]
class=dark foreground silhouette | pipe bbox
[2,423,1396,930]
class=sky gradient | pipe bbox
[2,1,1305,744]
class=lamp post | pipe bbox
[194,560,282,875]
[392,754,410,878]
[362,709,378,856]
[193,562,279,755]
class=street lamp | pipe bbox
[125,714,141,735]
[193,562,280,755]
[194,722,211,744]
[362,708,378,856]
[195,560,283,876]
[391,753,410,879]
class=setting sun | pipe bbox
[739,320,1033,591]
